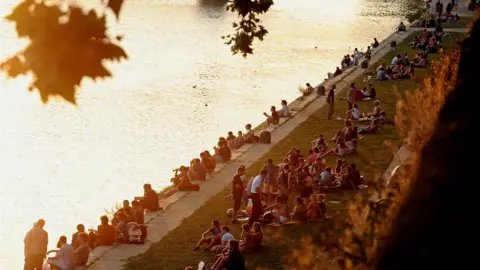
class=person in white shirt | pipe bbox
[346,104,362,120]
[391,54,401,66]
[279,100,289,117]
[249,170,267,226]
[47,236,74,270]
[320,167,335,185]
[220,226,234,246]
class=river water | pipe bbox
[0,0,404,268]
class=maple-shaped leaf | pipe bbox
[107,0,124,20]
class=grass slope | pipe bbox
[125,32,462,270]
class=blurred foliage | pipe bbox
[223,0,273,57]
[0,0,127,104]
[339,37,465,270]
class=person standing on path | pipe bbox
[347,83,356,110]
[249,170,267,226]
[24,219,48,270]
[327,84,336,120]
[232,166,245,223]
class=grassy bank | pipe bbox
[125,32,462,270]
[443,16,472,28]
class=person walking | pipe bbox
[249,170,267,226]
[326,84,336,120]
[24,219,48,270]
[347,83,356,110]
[232,166,245,223]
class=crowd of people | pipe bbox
[24,183,162,270]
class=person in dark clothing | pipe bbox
[141,184,160,212]
[333,67,343,77]
[327,84,336,120]
[368,84,376,99]
[210,240,245,270]
[96,215,115,246]
[231,166,245,223]
[350,163,363,188]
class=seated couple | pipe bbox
[345,100,382,121]
[264,100,290,127]
[377,63,413,81]
[194,221,263,254]
[46,233,90,270]
[359,84,376,100]
[264,195,328,225]
[166,166,201,197]
[411,53,428,68]
[113,200,147,243]
[226,131,246,149]
[335,163,364,190]
[214,138,232,162]
[322,137,358,158]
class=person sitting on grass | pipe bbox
[210,226,235,254]
[318,193,328,218]
[411,53,428,68]
[392,65,414,80]
[250,222,264,252]
[263,105,280,128]
[320,167,336,186]
[346,103,362,121]
[377,66,390,81]
[311,134,327,149]
[298,165,314,200]
[358,119,380,134]
[194,220,222,251]
[210,240,245,270]
[291,197,308,223]
[239,224,255,253]
[345,126,359,142]
[322,138,354,157]
[307,194,321,219]
[264,196,289,224]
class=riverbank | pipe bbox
[121,30,463,269]
[76,25,406,270]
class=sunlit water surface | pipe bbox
[0,0,404,268]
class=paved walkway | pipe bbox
[81,27,443,270]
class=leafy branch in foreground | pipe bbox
[0,0,127,104]
[223,0,274,57]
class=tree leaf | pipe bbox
[107,0,124,20]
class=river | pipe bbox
[0,0,404,268]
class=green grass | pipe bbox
[124,32,462,270]
[442,16,472,28]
